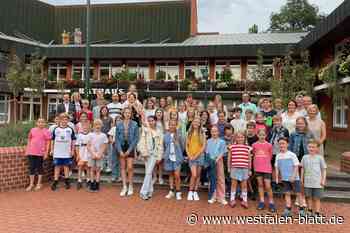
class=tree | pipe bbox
[249,24,259,33]
[249,49,274,94]
[269,0,325,32]
[271,51,315,105]
[6,49,46,122]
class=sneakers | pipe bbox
[86,180,91,189]
[299,208,306,217]
[282,208,292,217]
[241,201,248,209]
[193,191,200,201]
[51,181,58,191]
[165,191,175,199]
[120,186,128,196]
[77,181,82,190]
[176,192,182,201]
[269,203,277,213]
[140,194,150,200]
[95,182,100,192]
[159,177,165,185]
[257,202,265,210]
[187,191,194,201]
[218,199,228,205]
[208,198,216,204]
[64,179,71,190]
[89,181,97,192]
[229,200,236,208]
[127,185,134,196]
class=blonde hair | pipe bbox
[307,104,319,114]
[93,119,103,126]
[187,116,205,145]
[308,139,320,147]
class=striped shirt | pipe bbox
[229,144,251,168]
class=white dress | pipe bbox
[281,112,301,134]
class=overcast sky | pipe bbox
[40,0,344,33]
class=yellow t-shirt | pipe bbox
[187,132,203,159]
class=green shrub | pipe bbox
[0,121,35,147]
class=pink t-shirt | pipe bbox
[252,141,273,173]
[255,123,267,135]
[25,128,51,156]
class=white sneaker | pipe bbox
[106,167,112,173]
[218,199,228,205]
[208,198,216,204]
[159,177,164,185]
[165,191,175,199]
[120,186,127,197]
[127,185,134,196]
[187,191,194,201]
[193,191,200,201]
[176,192,182,201]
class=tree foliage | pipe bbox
[269,0,325,32]
[250,49,274,94]
[271,51,315,105]
[249,24,259,33]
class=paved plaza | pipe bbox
[0,185,349,233]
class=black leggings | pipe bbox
[27,155,44,175]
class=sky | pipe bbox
[40,0,344,33]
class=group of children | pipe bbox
[24,91,328,217]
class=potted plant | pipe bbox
[156,70,167,81]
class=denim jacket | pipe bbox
[115,120,139,154]
[288,131,314,160]
[163,131,184,164]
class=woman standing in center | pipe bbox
[164,120,185,200]
[186,116,207,201]
[115,107,140,197]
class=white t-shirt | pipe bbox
[281,112,301,133]
[144,109,156,119]
[209,110,218,125]
[88,132,108,154]
[108,126,116,143]
[52,126,76,158]
[275,151,300,181]
[75,132,91,161]
[178,111,187,123]
[107,102,124,120]
[230,119,247,133]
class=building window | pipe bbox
[48,95,62,121]
[185,61,209,80]
[0,51,8,79]
[156,62,179,81]
[48,63,67,81]
[247,61,274,80]
[72,64,94,80]
[19,96,42,122]
[99,63,122,80]
[127,63,149,81]
[333,97,348,128]
[215,61,241,81]
[0,95,9,123]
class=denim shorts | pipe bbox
[164,160,182,172]
[230,168,249,181]
[53,158,72,166]
[188,155,204,167]
[304,187,323,198]
[282,180,301,193]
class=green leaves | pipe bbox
[269,0,324,32]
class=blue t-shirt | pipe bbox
[275,151,300,181]
[206,138,227,160]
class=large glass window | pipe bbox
[19,96,42,122]
[247,62,274,80]
[333,97,348,128]
[48,63,67,81]
[127,63,149,81]
[185,61,209,80]
[215,61,241,81]
[0,95,9,123]
[99,63,122,80]
[72,64,94,80]
[0,51,8,79]
[155,62,179,81]
[48,95,62,121]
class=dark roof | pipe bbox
[298,0,350,50]
[0,0,192,43]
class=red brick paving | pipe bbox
[0,185,349,233]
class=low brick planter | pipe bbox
[341,152,350,174]
[0,147,53,192]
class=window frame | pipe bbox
[0,94,10,124]
[19,96,42,122]
[333,97,349,129]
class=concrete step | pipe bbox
[322,190,350,203]
[325,180,350,192]
[326,170,350,182]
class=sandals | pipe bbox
[34,184,42,191]
[25,185,34,192]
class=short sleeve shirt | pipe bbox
[252,142,273,173]
[206,138,227,160]
[301,154,327,188]
[52,126,76,158]
[25,128,51,156]
[275,151,300,181]
[88,132,108,154]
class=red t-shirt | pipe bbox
[252,141,273,173]
[77,110,93,122]
[229,144,251,169]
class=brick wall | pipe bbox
[341,152,350,174]
[0,147,53,192]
